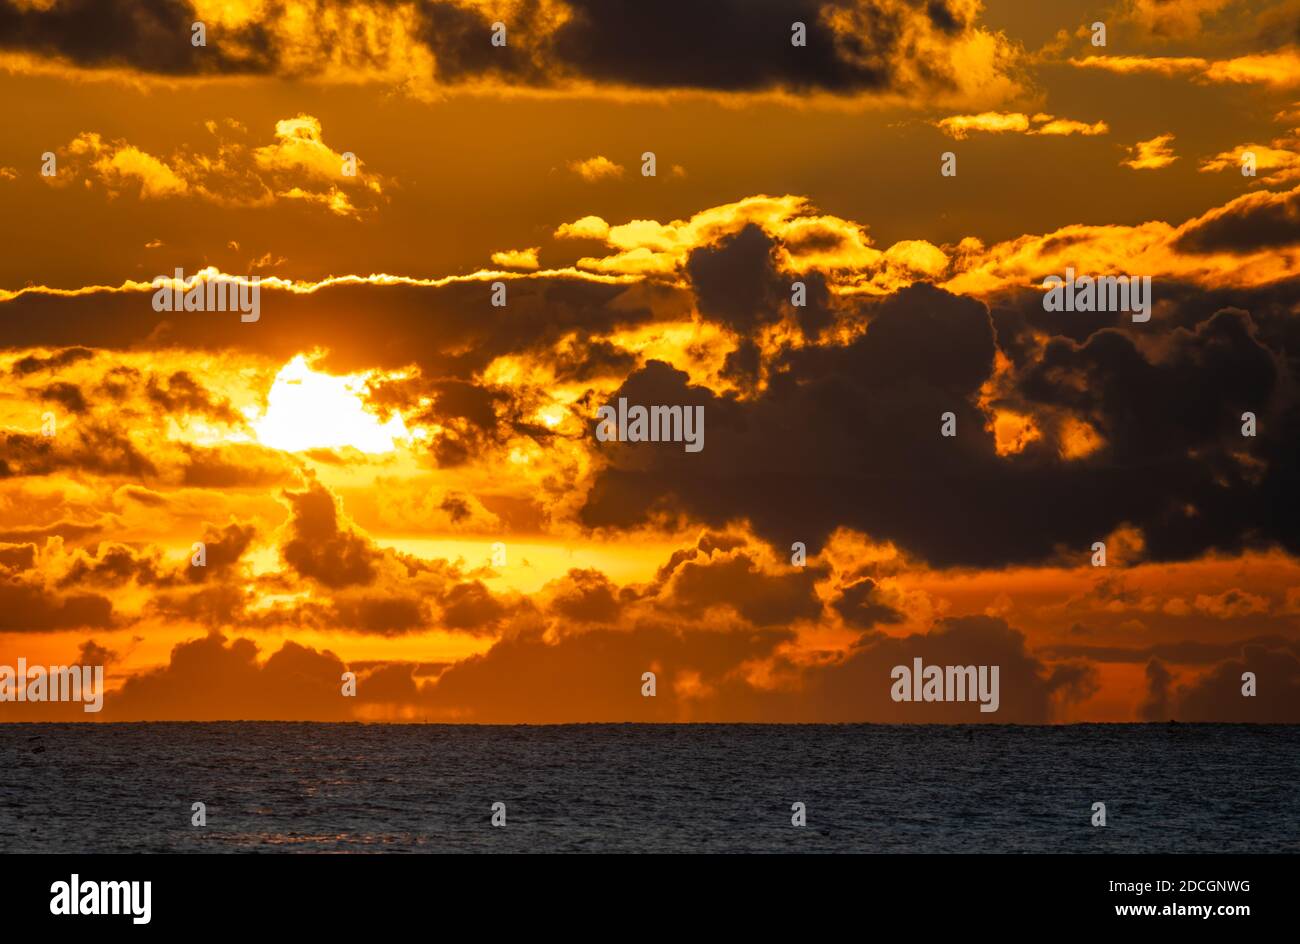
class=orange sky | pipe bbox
[2,0,1299,722]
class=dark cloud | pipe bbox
[116,485,168,507]
[437,579,514,634]
[146,370,241,423]
[186,520,257,582]
[552,338,639,383]
[150,582,250,627]
[0,0,1007,98]
[0,580,115,631]
[38,382,89,414]
[0,424,157,479]
[402,379,512,468]
[78,637,120,666]
[329,594,427,636]
[415,614,1094,723]
[0,542,36,571]
[792,616,1098,723]
[420,622,791,722]
[581,286,1006,566]
[58,542,166,589]
[177,443,296,488]
[832,577,904,628]
[1,279,638,374]
[686,224,835,351]
[687,224,785,336]
[0,517,108,544]
[547,568,624,624]
[280,479,381,588]
[662,550,825,625]
[549,0,989,95]
[10,346,93,376]
[1152,645,1300,722]
[1020,309,1275,462]
[1139,658,1174,721]
[105,634,351,721]
[582,284,1299,569]
[0,0,268,76]
[1174,186,1300,255]
[1045,636,1300,665]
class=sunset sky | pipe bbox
[2,0,1299,722]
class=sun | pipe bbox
[250,354,412,453]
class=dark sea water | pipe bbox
[1,723,1296,853]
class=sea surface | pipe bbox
[1,723,1296,853]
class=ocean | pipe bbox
[2,723,1296,853]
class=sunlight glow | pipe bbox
[251,354,410,453]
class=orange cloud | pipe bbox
[1201,125,1300,183]
[934,112,1108,139]
[568,156,624,181]
[1122,133,1178,169]
[490,247,541,270]
[1072,48,1300,87]
[45,115,383,217]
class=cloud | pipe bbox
[56,542,168,589]
[0,542,36,571]
[408,613,1094,723]
[146,371,241,423]
[67,132,188,197]
[832,577,905,628]
[0,0,1026,107]
[490,247,541,270]
[406,622,792,722]
[1032,116,1109,136]
[558,194,948,293]
[1193,588,1270,619]
[946,183,1300,294]
[0,579,115,631]
[569,155,624,181]
[186,521,257,583]
[45,115,382,217]
[544,568,625,624]
[279,479,381,588]
[1201,126,1300,183]
[1205,48,1300,86]
[1070,54,1210,77]
[1139,658,1174,720]
[105,634,352,721]
[1150,645,1300,721]
[3,182,1298,588]
[934,111,1107,138]
[555,215,611,240]
[1173,184,1300,254]
[580,264,1295,573]
[1117,0,1235,40]
[10,346,93,375]
[1122,133,1178,169]
[657,548,827,627]
[1072,48,1300,87]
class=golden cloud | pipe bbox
[1072,48,1300,87]
[45,114,384,218]
[1122,133,1178,170]
[568,156,624,181]
[934,111,1108,139]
